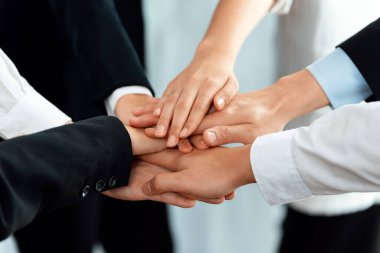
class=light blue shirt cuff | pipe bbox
[307,48,372,109]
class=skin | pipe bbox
[103,161,196,208]
[132,69,329,148]
[143,0,275,148]
[139,146,255,201]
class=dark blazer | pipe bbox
[339,17,380,98]
[0,1,172,252]
[0,116,132,240]
[0,0,152,120]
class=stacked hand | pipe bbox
[106,67,328,208]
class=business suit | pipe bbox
[0,0,172,252]
[0,117,131,241]
[278,17,380,253]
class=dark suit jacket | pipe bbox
[0,116,132,240]
[0,0,152,120]
[339,17,380,98]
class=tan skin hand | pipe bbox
[103,160,196,208]
[139,146,254,201]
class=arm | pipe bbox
[0,116,192,240]
[0,49,71,139]
[0,117,131,239]
[252,102,380,205]
[133,0,276,148]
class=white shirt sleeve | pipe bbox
[0,49,71,139]
[104,86,152,116]
[252,102,380,205]
[269,0,293,15]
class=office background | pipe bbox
[0,1,284,252]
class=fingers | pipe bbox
[142,172,182,196]
[143,174,225,205]
[189,135,209,150]
[178,138,193,153]
[180,85,219,138]
[167,88,198,147]
[129,114,159,128]
[148,192,196,208]
[154,90,181,138]
[213,75,239,111]
[203,124,254,146]
[225,191,236,200]
[131,101,157,117]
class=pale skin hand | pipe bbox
[188,69,330,148]
[121,94,194,153]
[131,0,275,148]
[139,146,255,201]
[103,160,196,208]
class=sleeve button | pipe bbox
[95,179,106,192]
[81,185,91,197]
[109,176,117,188]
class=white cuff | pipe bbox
[0,88,71,139]
[251,129,312,205]
[104,86,153,116]
[269,0,293,15]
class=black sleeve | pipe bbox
[47,0,154,101]
[338,17,380,99]
[0,116,132,240]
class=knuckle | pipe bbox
[218,126,231,139]
[152,175,165,191]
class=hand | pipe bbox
[139,146,254,201]
[125,125,167,156]
[115,94,156,125]
[190,69,330,148]
[131,50,239,148]
[103,160,195,208]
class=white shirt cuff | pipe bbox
[104,86,153,116]
[269,0,293,15]
[251,129,313,205]
[0,88,71,139]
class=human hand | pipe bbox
[125,125,167,156]
[103,160,196,208]
[139,146,254,201]
[115,94,156,125]
[189,69,330,148]
[131,49,239,148]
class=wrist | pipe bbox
[195,39,237,65]
[236,145,256,186]
[269,69,330,123]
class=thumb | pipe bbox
[143,173,182,195]
[203,124,254,146]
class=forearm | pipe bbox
[253,102,380,205]
[196,0,274,62]
[270,69,330,123]
[0,116,132,239]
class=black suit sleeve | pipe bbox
[47,0,153,101]
[0,116,132,240]
[338,18,380,99]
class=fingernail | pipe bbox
[167,135,177,147]
[217,98,225,109]
[179,128,188,138]
[155,125,165,136]
[206,131,217,144]
[153,108,161,116]
[145,182,152,194]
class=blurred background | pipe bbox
[0,0,282,252]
